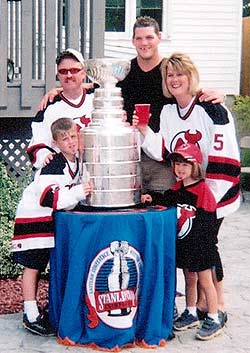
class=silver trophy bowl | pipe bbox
[86,58,131,87]
[79,58,141,208]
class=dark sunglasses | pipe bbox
[58,68,83,75]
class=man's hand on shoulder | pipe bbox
[38,87,63,111]
[199,89,225,104]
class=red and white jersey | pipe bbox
[27,90,93,169]
[12,153,86,252]
[141,97,241,218]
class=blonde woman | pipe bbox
[133,52,240,339]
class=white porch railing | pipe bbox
[0,0,105,118]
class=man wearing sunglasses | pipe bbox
[27,49,93,169]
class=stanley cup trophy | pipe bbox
[108,241,131,316]
[79,59,141,208]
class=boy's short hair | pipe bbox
[51,118,76,140]
[133,16,160,38]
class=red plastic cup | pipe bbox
[135,104,151,125]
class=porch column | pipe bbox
[89,0,105,58]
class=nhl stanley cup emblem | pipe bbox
[108,241,131,316]
[85,242,143,329]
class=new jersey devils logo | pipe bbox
[177,204,196,239]
[171,129,202,152]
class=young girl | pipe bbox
[141,142,223,340]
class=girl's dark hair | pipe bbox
[172,156,205,180]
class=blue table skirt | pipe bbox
[49,206,176,350]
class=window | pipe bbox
[105,0,125,32]
[136,0,162,30]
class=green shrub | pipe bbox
[0,216,23,278]
[232,95,250,191]
[0,161,32,278]
[232,95,250,137]
[241,149,250,191]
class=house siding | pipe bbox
[0,0,243,120]
[105,0,242,95]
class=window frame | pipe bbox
[104,0,169,41]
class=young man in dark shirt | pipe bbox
[117,16,224,193]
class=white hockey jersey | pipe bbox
[27,90,93,169]
[12,153,86,252]
[141,97,241,218]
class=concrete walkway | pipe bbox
[1,198,250,353]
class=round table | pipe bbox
[49,206,176,350]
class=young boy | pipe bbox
[142,143,223,341]
[11,118,92,336]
